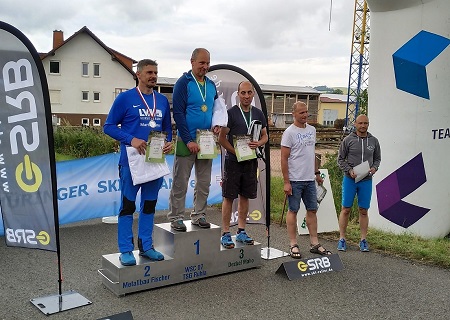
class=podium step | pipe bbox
[99,221,261,296]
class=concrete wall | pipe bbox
[367,0,450,238]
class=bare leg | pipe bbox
[306,210,319,245]
[339,207,351,239]
[237,196,249,229]
[286,210,299,254]
[221,197,233,233]
[359,208,369,240]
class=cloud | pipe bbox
[0,0,355,87]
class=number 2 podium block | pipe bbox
[99,221,261,296]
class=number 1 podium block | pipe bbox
[99,221,261,296]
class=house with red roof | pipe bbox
[40,26,137,127]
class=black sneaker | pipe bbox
[171,220,187,232]
[191,217,210,228]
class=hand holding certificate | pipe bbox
[196,129,218,159]
[234,134,256,162]
[146,131,166,163]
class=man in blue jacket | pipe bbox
[104,59,173,266]
[168,48,221,231]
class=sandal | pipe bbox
[289,244,302,259]
[310,243,332,256]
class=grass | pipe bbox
[55,152,75,161]
[270,170,450,269]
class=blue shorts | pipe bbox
[341,175,372,209]
[288,180,317,213]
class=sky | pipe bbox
[0,0,355,88]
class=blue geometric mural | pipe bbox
[393,30,450,99]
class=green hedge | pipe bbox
[53,126,118,158]
[322,152,359,221]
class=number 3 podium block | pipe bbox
[99,221,261,296]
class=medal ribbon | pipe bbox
[136,87,156,122]
[191,71,207,104]
[238,103,252,130]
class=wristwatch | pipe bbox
[315,171,320,175]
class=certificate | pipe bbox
[146,131,166,163]
[353,160,370,182]
[234,135,256,162]
[197,130,218,159]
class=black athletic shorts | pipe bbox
[222,158,258,199]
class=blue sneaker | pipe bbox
[337,238,347,251]
[235,231,254,245]
[119,252,136,266]
[221,232,235,249]
[359,239,370,252]
[140,247,164,261]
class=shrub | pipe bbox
[322,151,359,221]
[334,118,345,129]
[54,126,118,158]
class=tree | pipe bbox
[357,88,368,115]
[332,88,343,94]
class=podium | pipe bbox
[99,221,261,296]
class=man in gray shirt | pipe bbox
[337,114,381,252]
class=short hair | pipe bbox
[136,59,158,72]
[292,101,307,112]
[191,48,210,60]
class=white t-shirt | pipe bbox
[280,123,316,181]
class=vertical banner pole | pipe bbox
[0,21,91,316]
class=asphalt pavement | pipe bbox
[1,207,449,320]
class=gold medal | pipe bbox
[201,104,208,112]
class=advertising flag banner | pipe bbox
[207,65,270,227]
[0,22,58,251]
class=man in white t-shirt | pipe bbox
[280,101,332,259]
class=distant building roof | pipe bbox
[157,77,178,86]
[320,93,354,103]
[259,83,319,94]
[157,77,320,94]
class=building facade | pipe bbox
[40,27,136,127]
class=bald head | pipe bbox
[355,114,369,136]
[356,114,369,123]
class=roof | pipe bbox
[40,26,136,78]
[259,83,319,94]
[157,77,320,95]
[320,93,354,103]
[157,77,178,86]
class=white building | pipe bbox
[40,26,137,127]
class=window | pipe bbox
[323,109,338,127]
[93,63,100,77]
[82,62,89,76]
[81,118,89,126]
[93,91,100,102]
[115,88,127,98]
[49,90,61,104]
[273,93,284,114]
[82,91,89,101]
[49,61,60,74]
[93,118,101,126]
